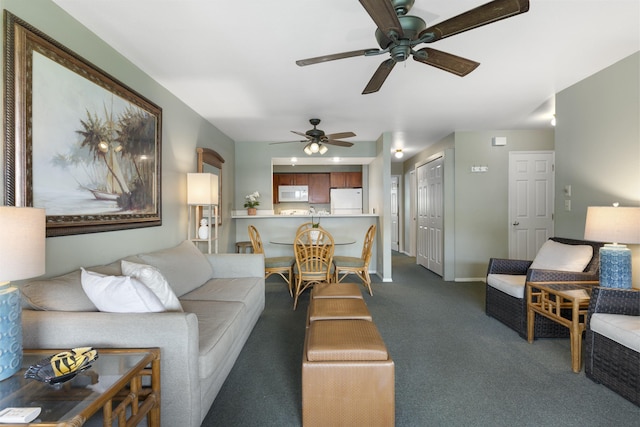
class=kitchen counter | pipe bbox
[233,214,379,273]
[231,213,378,219]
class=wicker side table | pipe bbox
[526,281,598,372]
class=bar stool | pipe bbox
[235,241,253,253]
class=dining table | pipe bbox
[269,236,356,245]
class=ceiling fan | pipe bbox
[296,0,530,94]
[270,118,356,155]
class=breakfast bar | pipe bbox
[232,213,379,272]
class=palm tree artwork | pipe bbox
[54,101,156,212]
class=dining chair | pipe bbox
[292,227,335,310]
[333,224,376,296]
[248,225,295,297]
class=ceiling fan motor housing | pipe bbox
[375,14,426,56]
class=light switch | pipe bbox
[565,200,571,211]
[564,185,572,197]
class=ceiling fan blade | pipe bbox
[323,139,354,147]
[419,0,529,42]
[413,48,480,76]
[290,130,311,138]
[269,140,306,145]
[296,49,377,66]
[363,58,396,94]
[359,0,404,39]
[326,132,356,140]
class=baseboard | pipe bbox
[454,277,486,283]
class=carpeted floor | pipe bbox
[202,252,639,426]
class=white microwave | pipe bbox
[278,185,308,202]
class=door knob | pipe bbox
[512,221,520,226]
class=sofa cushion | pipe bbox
[486,274,526,298]
[121,260,183,312]
[180,277,263,304]
[180,300,246,379]
[81,268,166,313]
[590,313,640,353]
[20,270,98,312]
[530,240,593,272]
[138,240,213,297]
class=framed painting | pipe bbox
[3,12,162,237]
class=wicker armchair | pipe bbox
[585,287,639,406]
[485,237,604,339]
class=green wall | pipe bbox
[555,52,640,286]
[2,0,237,277]
[454,129,555,279]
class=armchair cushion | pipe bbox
[486,274,526,298]
[529,239,593,272]
[590,313,640,353]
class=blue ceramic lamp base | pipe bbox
[599,244,632,289]
[0,282,22,381]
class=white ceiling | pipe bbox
[52,0,639,162]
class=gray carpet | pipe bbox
[202,253,639,426]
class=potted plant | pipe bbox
[244,191,260,215]
[310,216,320,242]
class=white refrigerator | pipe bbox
[330,188,363,215]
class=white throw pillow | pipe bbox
[121,260,183,312]
[530,240,593,272]
[80,268,165,313]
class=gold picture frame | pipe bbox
[3,12,162,237]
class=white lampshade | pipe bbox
[0,207,46,282]
[187,173,219,205]
[584,206,640,245]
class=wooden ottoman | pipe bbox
[302,319,395,427]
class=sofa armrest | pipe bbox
[22,310,202,427]
[205,254,264,279]
[486,258,532,276]
[527,268,599,283]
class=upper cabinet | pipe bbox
[276,173,309,186]
[330,172,362,188]
[308,173,330,204]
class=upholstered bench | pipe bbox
[302,319,395,426]
[307,297,372,323]
[312,282,363,299]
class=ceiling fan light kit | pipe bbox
[271,118,356,156]
[296,0,530,94]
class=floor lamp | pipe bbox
[187,173,219,254]
[0,207,46,381]
[584,205,640,288]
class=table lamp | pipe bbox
[584,204,640,288]
[0,207,46,380]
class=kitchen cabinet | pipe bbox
[276,173,309,186]
[330,172,362,188]
[308,173,330,204]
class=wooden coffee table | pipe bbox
[0,348,160,426]
[526,282,598,373]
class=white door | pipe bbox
[509,151,555,260]
[416,163,429,267]
[426,157,444,276]
[390,175,399,252]
[406,169,416,257]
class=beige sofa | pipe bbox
[20,240,265,427]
